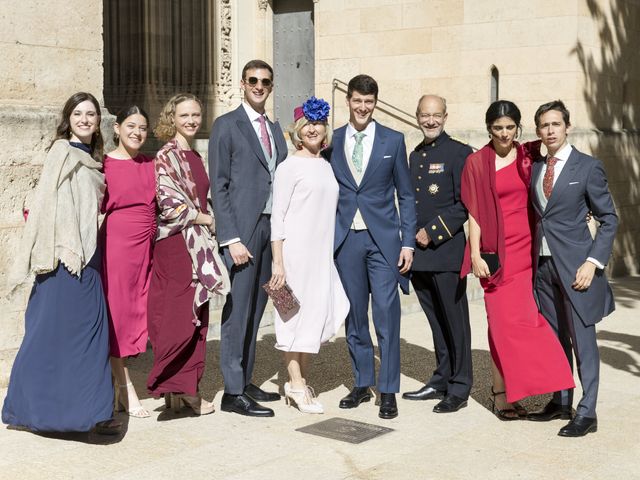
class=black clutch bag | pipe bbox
[262,282,300,320]
[481,252,501,275]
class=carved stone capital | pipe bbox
[258,0,269,11]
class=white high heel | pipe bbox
[284,382,323,414]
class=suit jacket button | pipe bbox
[438,235,443,240]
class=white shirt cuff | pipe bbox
[220,237,241,247]
[586,257,605,269]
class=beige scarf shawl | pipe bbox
[10,140,105,288]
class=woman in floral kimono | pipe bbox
[146,94,230,415]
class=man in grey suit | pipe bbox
[209,59,288,417]
[528,100,618,437]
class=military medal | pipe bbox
[428,163,445,174]
[428,183,439,195]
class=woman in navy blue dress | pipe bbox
[2,92,120,434]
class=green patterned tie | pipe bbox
[352,132,366,174]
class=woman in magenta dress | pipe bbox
[101,105,155,418]
[147,94,230,415]
[461,100,575,420]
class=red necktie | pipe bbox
[257,115,272,158]
[543,157,558,199]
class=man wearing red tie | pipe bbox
[209,60,288,417]
[528,100,618,437]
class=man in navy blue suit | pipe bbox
[330,74,416,419]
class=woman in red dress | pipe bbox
[461,100,575,420]
[147,94,229,415]
[101,106,155,418]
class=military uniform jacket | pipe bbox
[410,131,472,272]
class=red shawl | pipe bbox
[460,141,540,287]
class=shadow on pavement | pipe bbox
[5,421,128,445]
[126,333,553,417]
[598,330,640,378]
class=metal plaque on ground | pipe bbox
[296,417,393,444]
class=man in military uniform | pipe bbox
[402,95,473,413]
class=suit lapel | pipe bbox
[235,107,269,170]
[270,120,287,164]
[332,128,358,189]
[545,148,579,211]
[531,160,544,215]
[360,123,386,188]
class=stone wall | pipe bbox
[0,1,104,386]
[1,0,638,386]
[314,0,640,276]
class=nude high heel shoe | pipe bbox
[180,394,215,415]
[284,382,323,414]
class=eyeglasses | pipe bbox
[245,77,273,88]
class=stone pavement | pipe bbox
[1,277,639,480]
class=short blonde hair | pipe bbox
[288,117,333,150]
[154,93,203,142]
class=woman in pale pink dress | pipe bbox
[101,106,156,418]
[269,97,349,414]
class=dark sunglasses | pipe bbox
[245,76,273,87]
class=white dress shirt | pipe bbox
[344,120,376,173]
[241,102,275,155]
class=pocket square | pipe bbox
[569,181,580,185]
[384,155,392,158]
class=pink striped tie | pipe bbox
[257,115,272,157]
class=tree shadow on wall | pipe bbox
[572,0,640,276]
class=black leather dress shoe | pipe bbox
[527,401,573,422]
[244,383,281,402]
[433,394,467,413]
[558,415,597,437]
[378,393,398,419]
[221,393,274,417]
[402,385,446,401]
[339,387,372,409]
